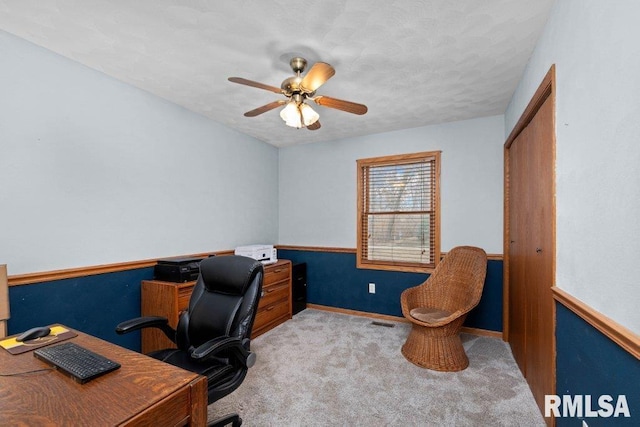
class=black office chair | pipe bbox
[116,255,264,427]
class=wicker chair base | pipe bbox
[401,324,469,372]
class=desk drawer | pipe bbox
[264,265,289,286]
[255,300,289,330]
[125,382,190,426]
[259,281,289,308]
[177,285,194,311]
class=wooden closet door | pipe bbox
[523,96,555,414]
[508,124,529,376]
[505,66,555,425]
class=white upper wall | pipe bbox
[278,115,505,254]
[0,30,279,275]
[505,0,640,332]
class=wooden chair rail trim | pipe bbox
[277,245,503,260]
[307,304,502,339]
[276,245,356,253]
[552,287,639,360]
[8,246,503,286]
[7,250,234,286]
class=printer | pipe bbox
[234,244,277,264]
[154,257,205,282]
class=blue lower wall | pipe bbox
[555,303,639,426]
[7,268,153,351]
[278,249,503,332]
[6,251,502,343]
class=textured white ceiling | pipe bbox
[0,0,554,147]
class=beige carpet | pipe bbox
[208,309,545,426]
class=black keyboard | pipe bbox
[34,342,121,384]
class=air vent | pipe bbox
[371,321,395,328]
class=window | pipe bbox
[357,151,441,272]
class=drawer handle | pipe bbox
[266,306,275,311]
[265,288,275,293]
[273,269,283,273]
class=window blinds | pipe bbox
[359,156,437,268]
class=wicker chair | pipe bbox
[401,246,487,371]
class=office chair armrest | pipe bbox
[115,316,177,344]
[191,336,256,368]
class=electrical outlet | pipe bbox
[368,283,376,294]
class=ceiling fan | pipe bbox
[228,57,368,130]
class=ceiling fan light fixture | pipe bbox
[299,103,319,127]
[280,101,303,128]
[229,56,367,130]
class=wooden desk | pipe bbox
[0,326,207,426]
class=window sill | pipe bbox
[356,260,435,274]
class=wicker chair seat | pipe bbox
[409,307,452,323]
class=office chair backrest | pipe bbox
[176,256,263,351]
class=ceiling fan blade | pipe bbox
[307,120,321,131]
[313,95,368,115]
[300,62,335,92]
[228,77,282,94]
[244,100,286,117]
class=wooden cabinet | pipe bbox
[141,259,292,353]
[252,260,292,338]
[140,280,193,353]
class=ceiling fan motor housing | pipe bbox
[281,57,318,98]
[290,57,307,74]
[280,76,303,96]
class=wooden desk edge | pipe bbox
[190,375,208,426]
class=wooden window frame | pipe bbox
[356,151,441,273]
